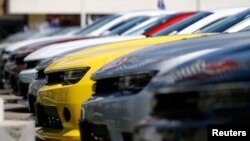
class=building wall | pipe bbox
[9,0,82,14]
[163,0,250,11]
[83,0,158,14]
[8,0,159,14]
[199,0,250,10]
[8,0,250,28]
[8,0,250,15]
[28,15,46,30]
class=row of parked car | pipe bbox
[1,7,250,141]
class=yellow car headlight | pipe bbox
[46,68,90,85]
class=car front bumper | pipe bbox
[36,127,80,141]
[82,89,153,137]
[79,119,110,141]
[36,77,93,140]
[28,79,46,115]
[134,119,210,141]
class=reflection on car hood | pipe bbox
[24,36,144,62]
[44,34,204,73]
[92,32,250,80]
[149,39,250,91]
[5,36,76,52]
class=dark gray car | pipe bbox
[134,39,250,141]
[80,31,250,141]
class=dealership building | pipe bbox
[0,0,250,38]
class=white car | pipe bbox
[3,35,76,55]
[24,36,143,63]
[0,28,81,54]
[77,10,177,37]
[178,7,249,34]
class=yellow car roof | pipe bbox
[45,34,206,73]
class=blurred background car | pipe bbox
[0,10,177,91]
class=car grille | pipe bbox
[10,54,15,61]
[79,119,110,141]
[15,56,25,65]
[37,69,45,79]
[26,61,40,69]
[153,88,250,120]
[18,81,29,99]
[35,103,63,129]
[28,94,37,115]
[153,92,202,120]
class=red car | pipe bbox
[144,12,196,36]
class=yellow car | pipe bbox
[36,34,204,141]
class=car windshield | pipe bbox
[2,31,35,43]
[49,27,81,35]
[126,15,175,35]
[107,16,150,35]
[240,25,250,32]
[154,12,213,36]
[28,28,62,39]
[199,9,250,33]
[75,15,120,35]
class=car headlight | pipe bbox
[64,69,89,85]
[118,72,156,95]
[46,68,90,85]
[94,72,156,96]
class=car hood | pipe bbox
[0,43,10,49]
[149,39,250,93]
[4,35,80,52]
[92,32,250,80]
[24,36,144,62]
[45,34,204,73]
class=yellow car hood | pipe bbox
[45,34,206,73]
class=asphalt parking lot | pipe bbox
[0,89,32,121]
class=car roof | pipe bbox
[178,8,249,34]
